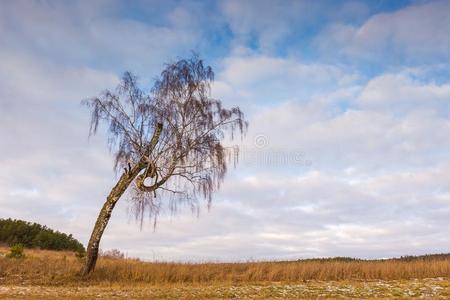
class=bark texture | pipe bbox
[82,124,162,275]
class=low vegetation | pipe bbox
[5,243,25,259]
[1,247,450,283]
[1,247,450,298]
[0,218,85,252]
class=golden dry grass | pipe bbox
[2,247,450,298]
[1,247,450,285]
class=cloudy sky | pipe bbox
[1,0,450,261]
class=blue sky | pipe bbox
[1,0,450,261]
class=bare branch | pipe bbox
[84,53,247,227]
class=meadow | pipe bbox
[1,247,450,299]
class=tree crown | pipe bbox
[84,54,247,225]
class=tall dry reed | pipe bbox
[1,247,450,285]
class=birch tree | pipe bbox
[82,55,247,275]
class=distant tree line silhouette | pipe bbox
[0,218,84,252]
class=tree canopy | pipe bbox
[0,218,85,252]
[84,54,247,225]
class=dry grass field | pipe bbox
[1,247,450,299]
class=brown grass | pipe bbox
[1,247,450,286]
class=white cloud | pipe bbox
[9,188,40,198]
[243,67,450,173]
[212,53,360,115]
[357,72,450,112]
[111,165,450,261]
[0,50,118,105]
[315,0,450,62]
[222,55,354,87]
[0,0,198,75]
[219,0,324,52]
[0,48,120,244]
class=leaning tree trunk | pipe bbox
[82,165,142,275]
[82,124,162,276]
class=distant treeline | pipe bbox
[293,254,450,263]
[0,218,85,252]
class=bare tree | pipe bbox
[81,54,247,275]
